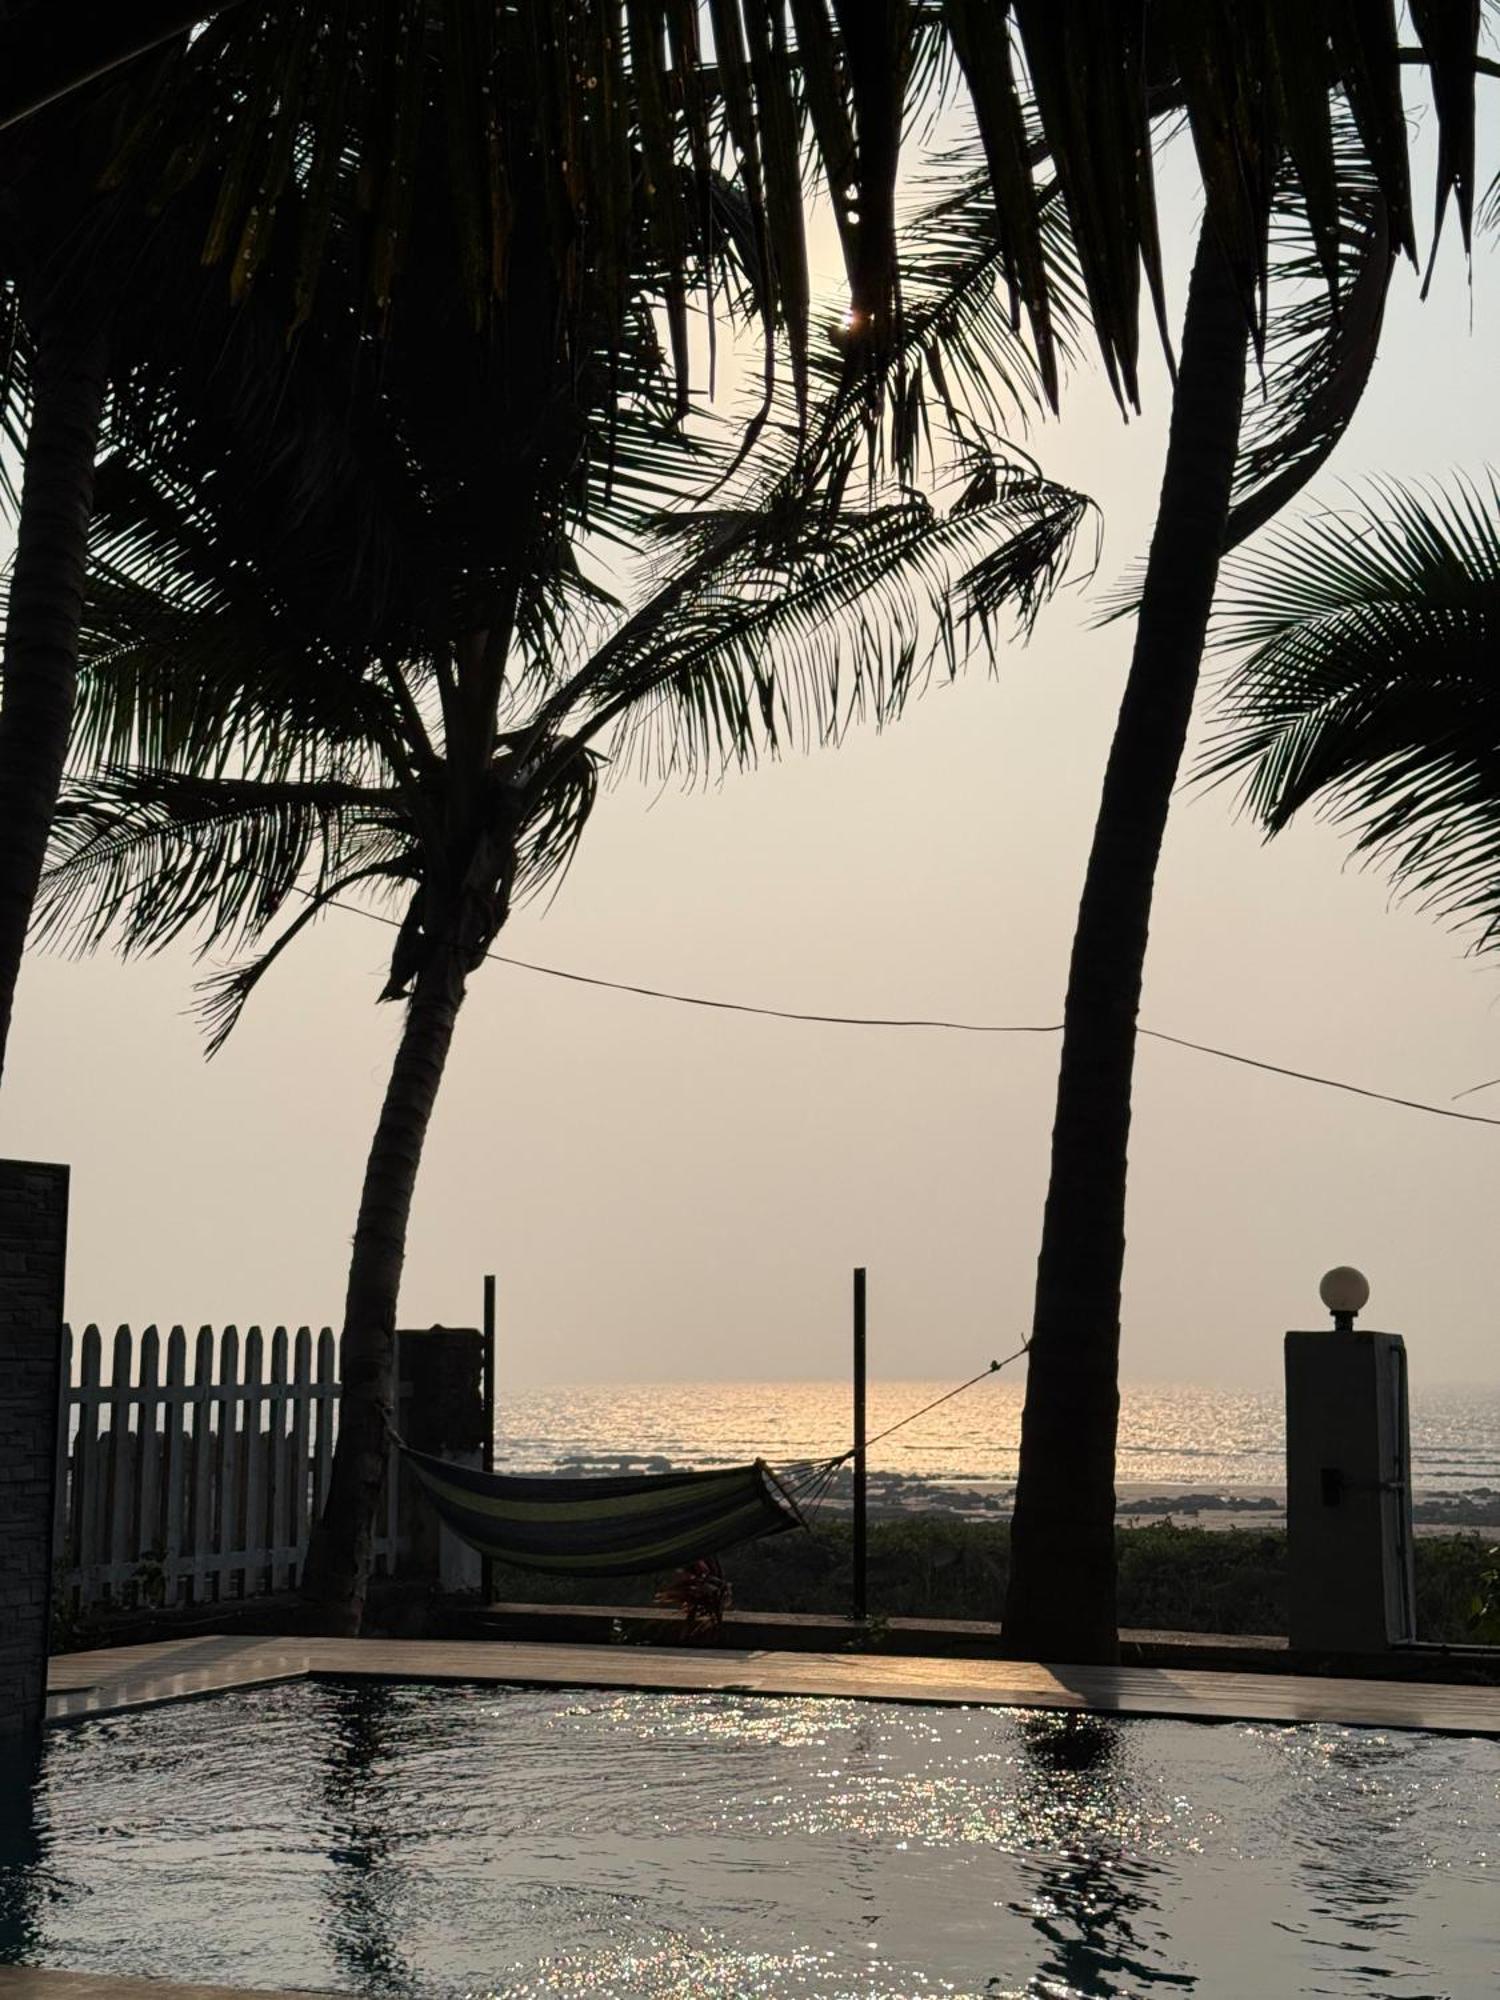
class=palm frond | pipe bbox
[85,0,840,417]
[1095,104,1395,628]
[1201,475,1500,947]
[1224,106,1394,553]
[816,126,1087,471]
[510,739,602,902]
[567,449,1090,785]
[939,3,1481,411]
[71,457,415,781]
[193,857,415,1056]
[37,767,413,958]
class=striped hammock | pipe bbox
[397,1442,807,1577]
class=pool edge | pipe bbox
[0,1966,339,2000]
[43,1635,1500,1738]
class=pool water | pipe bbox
[3,1681,1496,1999]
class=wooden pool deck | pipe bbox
[45,1632,1500,1735]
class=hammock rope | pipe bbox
[769,1340,1030,1512]
[850,1339,1030,1457]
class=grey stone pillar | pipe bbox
[1285,1327,1417,1654]
[396,1326,485,1592]
[0,1159,69,1760]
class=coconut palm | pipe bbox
[31,251,1088,1628]
[0,91,243,1083]
[1203,476,1500,948]
[0,85,127,1087]
[926,10,1489,1663]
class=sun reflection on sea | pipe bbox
[494,1377,1500,1507]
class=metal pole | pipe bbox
[481,1274,496,1606]
[852,1265,867,1624]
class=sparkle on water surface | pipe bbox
[4,1680,1496,2000]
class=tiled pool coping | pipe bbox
[45,1634,1500,1736]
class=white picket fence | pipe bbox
[53,1323,404,1615]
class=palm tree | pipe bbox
[31,254,1088,1628]
[873,11,1475,1661]
[0,84,232,1084]
[922,8,1489,1663]
[0,90,125,1086]
[1202,477,1500,950]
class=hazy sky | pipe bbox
[3,98,1498,1393]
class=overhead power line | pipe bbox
[300,883,1500,1131]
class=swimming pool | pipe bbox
[3,1680,1496,1998]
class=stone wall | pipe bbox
[0,1159,69,1755]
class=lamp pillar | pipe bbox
[1285,1268,1416,1656]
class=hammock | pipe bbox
[397,1442,806,1577]
[395,1345,1027,1578]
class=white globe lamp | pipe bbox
[1318,1265,1370,1331]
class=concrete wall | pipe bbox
[0,1160,69,1756]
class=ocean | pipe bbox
[494,1377,1500,1523]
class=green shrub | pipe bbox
[487,1517,1500,1644]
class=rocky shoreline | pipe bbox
[828,1471,1500,1532]
[545,1452,1500,1532]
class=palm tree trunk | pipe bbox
[1001,220,1248,1665]
[0,321,108,1086]
[300,950,467,1633]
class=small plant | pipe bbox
[847,1612,891,1653]
[654,1560,733,1644]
